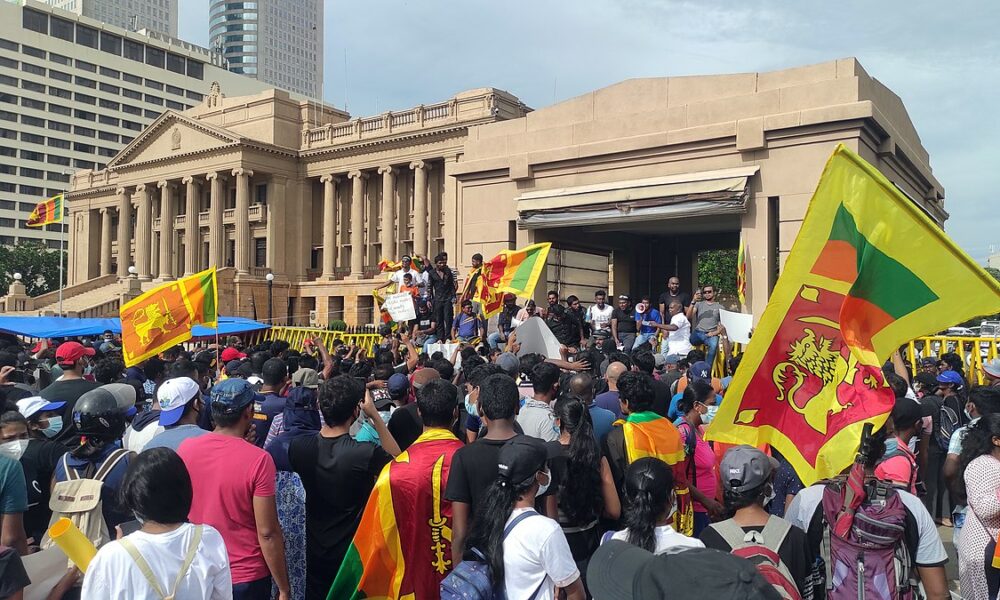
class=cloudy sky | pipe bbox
[179,0,998,263]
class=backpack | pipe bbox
[709,517,802,600]
[42,448,131,556]
[440,511,543,600]
[820,479,917,600]
[933,395,964,451]
[119,525,204,600]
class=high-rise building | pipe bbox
[209,0,323,100]
[45,0,177,37]
[0,0,278,248]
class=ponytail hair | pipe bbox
[622,457,673,553]
[553,396,603,524]
[466,472,537,586]
[960,413,1000,472]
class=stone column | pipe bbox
[320,174,338,280]
[410,160,430,257]
[206,172,224,268]
[232,168,253,275]
[182,176,200,276]
[99,208,112,276]
[135,184,152,281]
[156,180,175,281]
[348,170,366,278]
[378,166,396,260]
[115,187,132,279]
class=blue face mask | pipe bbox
[701,405,718,425]
[41,416,63,438]
[464,393,477,417]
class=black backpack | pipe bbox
[933,395,966,451]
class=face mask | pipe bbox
[701,405,718,425]
[536,468,552,496]
[41,416,63,438]
[0,439,28,461]
[464,394,477,417]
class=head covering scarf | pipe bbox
[267,386,321,471]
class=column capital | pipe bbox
[409,160,432,171]
[205,171,220,181]
[377,165,395,176]
[231,167,254,178]
[182,175,201,185]
[319,174,337,184]
[99,207,108,215]
[115,187,131,196]
[157,180,176,190]
[347,170,368,180]
[136,183,147,193]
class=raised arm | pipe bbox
[312,337,335,380]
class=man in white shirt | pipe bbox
[653,301,692,359]
[586,290,615,345]
[376,255,425,293]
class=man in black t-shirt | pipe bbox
[424,253,457,340]
[657,276,692,317]
[289,376,398,598]
[610,295,638,351]
[444,373,522,564]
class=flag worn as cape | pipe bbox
[120,268,218,366]
[329,429,464,600]
[706,144,1000,485]
[26,194,63,227]
[619,411,694,536]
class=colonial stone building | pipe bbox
[6,58,946,326]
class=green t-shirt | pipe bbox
[0,455,27,514]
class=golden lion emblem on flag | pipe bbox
[132,300,177,346]
[772,328,853,434]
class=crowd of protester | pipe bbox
[0,266,998,599]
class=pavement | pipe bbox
[939,524,962,598]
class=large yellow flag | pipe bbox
[706,145,1000,484]
[120,268,218,366]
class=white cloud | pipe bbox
[178,0,998,262]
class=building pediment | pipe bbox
[106,111,245,169]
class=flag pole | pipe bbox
[57,213,65,316]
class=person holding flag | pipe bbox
[329,379,464,600]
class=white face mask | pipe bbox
[0,439,28,461]
[536,468,552,496]
[701,405,718,425]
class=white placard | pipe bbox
[720,309,753,344]
[22,547,68,600]
[425,342,462,369]
[514,316,562,359]
[383,292,416,322]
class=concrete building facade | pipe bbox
[0,0,281,248]
[209,0,323,100]
[18,59,946,326]
[46,0,178,37]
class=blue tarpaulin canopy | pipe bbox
[0,315,268,339]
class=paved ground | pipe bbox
[939,525,962,598]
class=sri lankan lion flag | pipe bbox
[706,144,1000,484]
[619,412,695,536]
[26,194,64,227]
[120,268,218,367]
[737,237,747,305]
[329,429,464,600]
[474,243,552,318]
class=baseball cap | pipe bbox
[689,361,711,383]
[55,341,95,366]
[617,294,630,301]
[224,360,243,376]
[919,356,939,368]
[984,358,1000,379]
[653,353,666,369]
[664,354,680,366]
[157,377,201,427]
[891,397,934,430]
[497,436,547,486]
[16,396,66,420]
[220,347,247,362]
[496,352,520,378]
[291,367,320,389]
[936,370,963,386]
[720,445,779,494]
[588,542,782,600]
[387,373,409,399]
[210,378,256,416]
[99,383,139,417]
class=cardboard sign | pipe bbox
[425,342,462,369]
[514,316,562,359]
[383,292,416,322]
[720,309,753,344]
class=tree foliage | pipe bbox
[0,242,67,296]
[697,248,738,294]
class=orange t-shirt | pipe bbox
[399,284,420,298]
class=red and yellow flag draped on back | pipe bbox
[707,145,1000,484]
[120,268,218,367]
[329,429,464,600]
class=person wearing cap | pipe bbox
[329,379,465,598]
[39,341,100,447]
[925,369,968,525]
[667,359,723,421]
[221,346,248,364]
[13,398,67,544]
[610,295,637,352]
[489,294,522,351]
[785,426,949,600]
[943,386,1000,548]
[983,358,1000,387]
[588,541,779,600]
[875,398,933,493]
[288,376,399,598]
[461,435,585,599]
[686,284,724,369]
[919,355,941,376]
[176,379,291,600]
[145,378,208,452]
[700,446,812,597]
[384,373,427,451]
[262,367,322,447]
